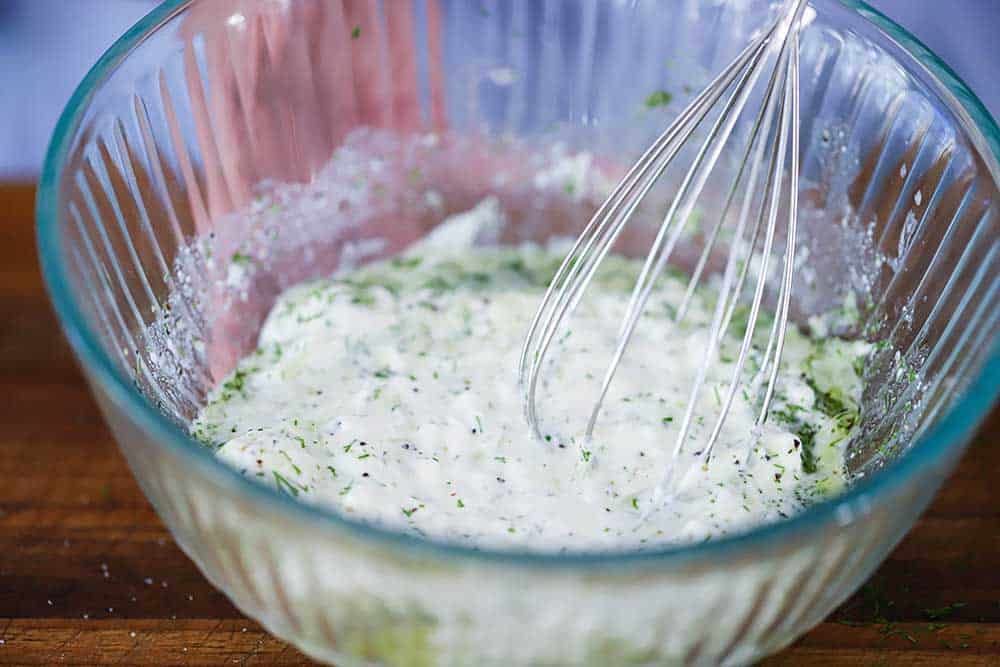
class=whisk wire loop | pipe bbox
[518,22,782,435]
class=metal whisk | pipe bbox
[519,0,807,497]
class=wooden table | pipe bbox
[1,182,997,665]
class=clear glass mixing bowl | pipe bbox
[37,1,1000,664]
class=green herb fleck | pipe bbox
[806,377,851,419]
[797,423,819,474]
[351,290,375,306]
[222,369,251,395]
[402,506,419,518]
[456,499,465,508]
[924,603,966,620]
[273,471,301,497]
[422,276,453,292]
[351,25,361,39]
[644,90,673,109]
[770,405,802,425]
[390,256,422,269]
[853,354,866,378]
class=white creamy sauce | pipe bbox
[192,200,866,552]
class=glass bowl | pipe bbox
[37,1,1000,664]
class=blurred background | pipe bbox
[0,0,997,179]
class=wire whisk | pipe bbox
[519,0,807,499]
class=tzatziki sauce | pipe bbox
[192,199,866,552]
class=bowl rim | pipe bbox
[36,0,1000,569]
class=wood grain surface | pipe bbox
[1,183,997,665]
